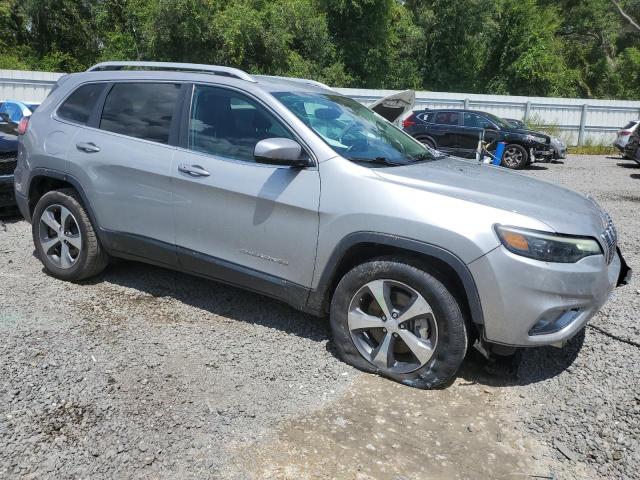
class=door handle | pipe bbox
[76,142,101,153]
[178,164,210,177]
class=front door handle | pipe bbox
[76,142,101,153]
[178,164,210,177]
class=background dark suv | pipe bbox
[402,109,553,169]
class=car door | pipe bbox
[171,84,320,292]
[431,111,464,153]
[64,81,183,262]
[461,113,500,157]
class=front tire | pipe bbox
[501,144,528,169]
[32,188,108,281]
[330,259,468,389]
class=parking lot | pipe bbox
[1,154,638,479]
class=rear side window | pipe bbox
[623,121,637,130]
[57,83,105,125]
[100,83,181,144]
[416,112,433,123]
[434,111,460,125]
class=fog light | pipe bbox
[529,309,580,336]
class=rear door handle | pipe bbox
[76,142,101,153]
[178,164,210,177]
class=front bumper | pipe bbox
[468,246,630,347]
[0,175,15,208]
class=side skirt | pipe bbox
[100,229,314,314]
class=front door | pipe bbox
[171,85,320,291]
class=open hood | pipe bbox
[370,90,416,123]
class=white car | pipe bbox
[614,120,639,156]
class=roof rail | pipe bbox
[86,61,257,83]
[254,75,334,91]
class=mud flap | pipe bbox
[617,247,632,286]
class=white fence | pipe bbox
[3,69,640,146]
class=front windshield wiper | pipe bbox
[349,156,404,166]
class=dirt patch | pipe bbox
[226,375,553,480]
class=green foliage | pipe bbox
[1,0,640,99]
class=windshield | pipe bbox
[483,112,512,129]
[273,91,440,166]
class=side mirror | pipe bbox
[254,138,309,167]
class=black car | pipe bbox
[0,100,38,212]
[402,109,554,169]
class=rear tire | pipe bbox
[32,188,108,281]
[330,259,468,389]
[624,134,639,160]
[501,144,528,169]
[417,137,436,150]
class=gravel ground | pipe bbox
[0,154,638,479]
[510,155,640,480]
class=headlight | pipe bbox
[495,225,602,263]
[526,134,547,144]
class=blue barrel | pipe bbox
[493,142,506,166]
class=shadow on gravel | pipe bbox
[457,330,585,388]
[80,260,332,342]
[526,165,548,171]
[616,161,640,169]
[631,174,640,180]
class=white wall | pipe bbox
[3,69,639,146]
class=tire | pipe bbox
[330,259,468,389]
[417,137,436,149]
[501,144,528,169]
[624,133,639,160]
[32,188,108,281]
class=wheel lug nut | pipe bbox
[382,328,387,333]
[393,332,399,338]
[381,316,386,321]
[392,312,398,319]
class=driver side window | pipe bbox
[188,85,294,163]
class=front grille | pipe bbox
[0,151,17,176]
[601,214,617,265]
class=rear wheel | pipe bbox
[330,259,468,389]
[417,137,436,150]
[501,144,528,169]
[32,188,108,281]
[624,134,639,160]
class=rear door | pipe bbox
[430,111,463,152]
[64,81,183,261]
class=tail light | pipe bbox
[619,130,631,136]
[17,116,30,135]
[402,117,416,129]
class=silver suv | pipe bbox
[14,62,630,389]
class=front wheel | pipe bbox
[330,259,468,389]
[501,144,528,169]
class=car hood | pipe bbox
[370,90,416,123]
[504,127,551,142]
[373,157,608,237]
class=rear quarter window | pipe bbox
[57,83,106,125]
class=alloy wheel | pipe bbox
[347,279,438,374]
[38,204,82,269]
[503,147,523,168]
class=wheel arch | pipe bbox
[26,169,98,229]
[307,232,484,327]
